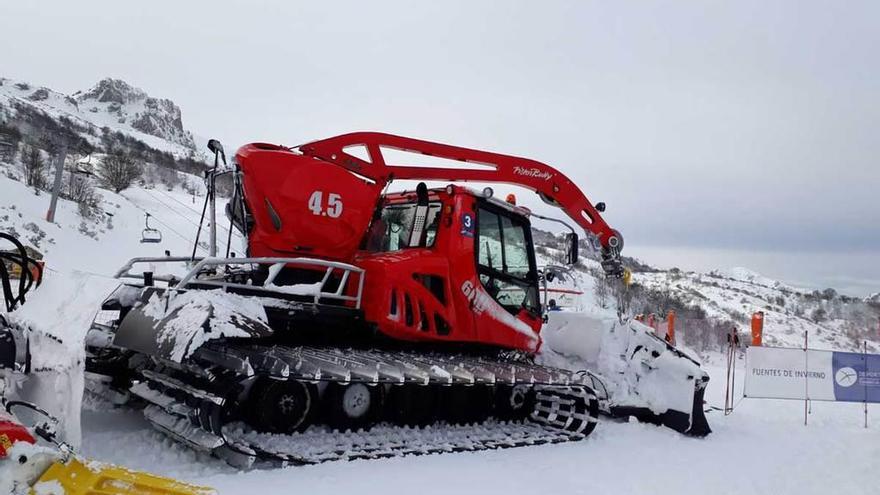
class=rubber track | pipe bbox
[124,345,601,467]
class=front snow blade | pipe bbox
[113,288,274,363]
[685,378,711,436]
[609,376,711,436]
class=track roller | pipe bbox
[248,379,315,434]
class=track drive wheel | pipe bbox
[324,382,382,431]
[248,379,314,434]
[494,385,534,421]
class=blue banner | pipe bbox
[832,351,880,403]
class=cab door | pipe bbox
[472,201,543,349]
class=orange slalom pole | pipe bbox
[667,310,676,345]
[751,311,764,346]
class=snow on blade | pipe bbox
[5,271,122,448]
[540,311,702,417]
[143,289,271,362]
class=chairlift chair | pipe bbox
[141,213,163,243]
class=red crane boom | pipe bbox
[298,132,623,273]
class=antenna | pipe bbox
[192,138,226,259]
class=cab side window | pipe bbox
[367,202,442,251]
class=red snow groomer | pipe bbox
[86,132,709,467]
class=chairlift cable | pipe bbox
[154,187,234,237]
[141,188,233,238]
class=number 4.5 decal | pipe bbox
[308,191,343,218]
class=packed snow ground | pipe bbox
[75,360,878,495]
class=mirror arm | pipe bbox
[528,212,577,236]
[527,212,580,265]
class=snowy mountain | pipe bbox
[73,78,196,149]
[0,76,200,158]
[0,75,234,281]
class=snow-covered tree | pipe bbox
[20,143,47,192]
[99,149,143,194]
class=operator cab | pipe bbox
[365,185,541,318]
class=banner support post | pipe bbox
[724,337,732,414]
[724,328,738,415]
[804,331,809,426]
[865,341,869,429]
[731,339,737,413]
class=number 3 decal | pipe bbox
[308,191,344,218]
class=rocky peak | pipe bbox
[74,78,195,150]
[27,88,49,101]
[77,78,146,105]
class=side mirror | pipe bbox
[207,139,224,155]
[565,232,578,265]
[207,138,227,166]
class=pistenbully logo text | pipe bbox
[513,166,553,181]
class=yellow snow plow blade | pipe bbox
[32,457,214,495]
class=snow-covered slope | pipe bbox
[0,172,240,277]
[529,233,878,355]
[634,266,879,353]
[0,74,237,275]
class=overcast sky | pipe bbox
[2,1,878,295]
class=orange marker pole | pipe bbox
[667,310,676,345]
[751,311,764,346]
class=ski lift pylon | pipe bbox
[141,213,162,244]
